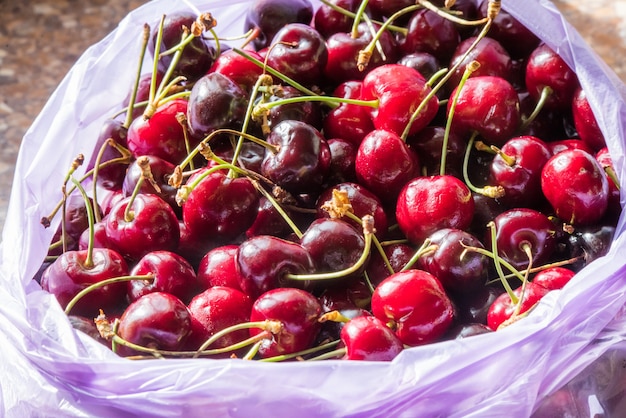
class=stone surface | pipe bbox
[0,0,625,235]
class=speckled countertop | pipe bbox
[0,0,625,235]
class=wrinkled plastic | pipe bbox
[1,0,625,416]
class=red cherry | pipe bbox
[197,245,244,291]
[487,282,549,330]
[396,175,474,245]
[210,49,265,93]
[541,149,609,226]
[571,86,606,152]
[249,287,322,358]
[371,269,455,346]
[322,81,375,147]
[399,8,460,62]
[448,36,512,87]
[532,267,576,291]
[340,315,404,361]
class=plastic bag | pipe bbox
[1,0,625,416]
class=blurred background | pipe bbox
[0,0,625,235]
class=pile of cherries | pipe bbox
[36,0,621,362]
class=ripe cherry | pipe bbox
[571,86,606,151]
[400,8,460,62]
[243,0,314,50]
[448,36,512,87]
[340,315,404,361]
[487,281,549,330]
[532,267,576,291]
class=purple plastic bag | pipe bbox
[1,0,625,416]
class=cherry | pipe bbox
[116,291,192,357]
[445,323,493,340]
[367,0,414,20]
[59,192,102,243]
[262,85,324,132]
[105,193,180,261]
[398,52,441,83]
[78,219,115,252]
[365,242,415,287]
[128,250,198,304]
[469,191,506,236]
[595,147,622,222]
[243,0,314,50]
[487,281,549,330]
[323,22,399,85]
[197,245,244,291]
[486,208,557,272]
[547,138,593,156]
[313,0,359,39]
[355,129,421,205]
[69,315,111,347]
[122,155,179,216]
[181,170,259,244]
[396,175,474,245]
[448,36,512,87]
[322,81,375,147]
[87,118,130,190]
[123,71,164,121]
[236,235,315,298]
[185,286,252,352]
[400,8,460,62]
[249,287,322,358]
[316,182,388,240]
[261,120,331,195]
[265,23,328,87]
[126,98,190,165]
[186,72,248,138]
[299,217,367,283]
[361,64,439,137]
[340,315,404,361]
[148,12,216,82]
[371,269,455,346]
[541,149,609,226]
[40,247,129,317]
[324,137,358,185]
[408,126,466,177]
[565,224,616,267]
[448,75,520,146]
[488,135,553,208]
[476,1,540,59]
[210,49,265,94]
[417,228,489,294]
[571,86,606,151]
[454,284,505,325]
[525,43,579,111]
[532,267,576,291]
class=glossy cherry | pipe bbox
[196,245,244,291]
[541,149,609,226]
[571,86,606,151]
[243,0,314,50]
[371,269,455,346]
[210,49,265,94]
[322,81,375,147]
[532,267,576,291]
[312,0,359,39]
[487,281,549,330]
[249,287,322,358]
[340,315,404,361]
[365,242,415,287]
[122,155,179,216]
[400,8,460,62]
[448,36,512,87]
[396,175,474,245]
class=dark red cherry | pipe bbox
[448,75,520,146]
[40,248,129,317]
[105,193,180,261]
[367,0,414,19]
[525,43,579,111]
[313,0,359,39]
[476,1,540,59]
[355,129,421,205]
[186,72,248,138]
[126,98,189,165]
[408,126,466,177]
[197,245,244,291]
[365,242,415,287]
[400,9,460,62]
[316,182,388,240]
[487,281,549,330]
[417,228,489,294]
[488,135,553,208]
[324,138,358,185]
[59,192,102,242]
[87,118,129,190]
[571,86,606,152]
[116,292,192,356]
[262,86,324,131]
[185,286,252,352]
[595,147,622,222]
[532,267,576,291]
[236,235,316,298]
[182,170,259,244]
[122,155,179,216]
[128,250,198,304]
[361,64,439,137]
[454,285,505,325]
[243,0,314,50]
[245,195,296,239]
[322,81,375,147]
[148,12,216,81]
[398,52,441,85]
[265,23,328,87]
[541,149,609,226]
[445,323,493,340]
[340,315,404,361]
[486,208,557,272]
[396,175,474,245]
[371,269,455,346]
[261,120,331,195]
[78,220,116,252]
[448,36,512,87]
[249,287,322,358]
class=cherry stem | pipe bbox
[69,176,96,269]
[486,221,519,304]
[285,215,375,281]
[254,96,378,120]
[232,48,327,102]
[605,166,621,191]
[519,86,553,132]
[252,180,304,239]
[485,255,583,285]
[307,347,346,361]
[441,60,480,176]
[400,239,438,272]
[123,156,156,222]
[260,340,341,362]
[91,138,133,223]
[194,320,283,357]
[512,242,534,317]
[318,0,406,34]
[358,4,422,71]
[491,145,516,166]
[401,13,496,141]
[64,274,154,315]
[417,0,490,26]
[242,340,263,360]
[124,24,151,129]
[319,310,353,324]
[146,15,167,119]
[462,132,506,198]
[350,0,370,38]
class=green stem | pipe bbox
[260,340,341,362]
[69,177,96,268]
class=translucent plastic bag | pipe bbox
[1,0,625,416]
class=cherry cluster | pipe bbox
[36,0,620,362]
